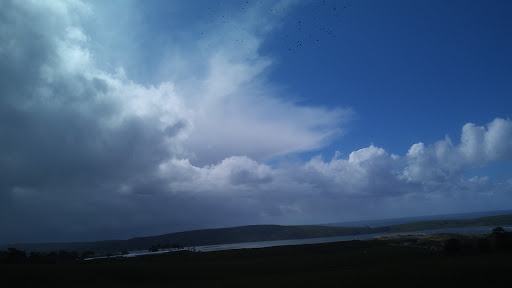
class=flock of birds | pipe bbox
[199,0,351,52]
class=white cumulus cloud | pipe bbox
[1,0,511,244]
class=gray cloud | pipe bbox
[1,0,511,244]
[0,0,349,243]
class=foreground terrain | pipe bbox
[2,237,512,288]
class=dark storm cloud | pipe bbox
[0,0,347,243]
[0,1,178,242]
[1,0,512,244]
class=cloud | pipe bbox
[1,0,511,243]
[303,145,407,197]
[157,118,512,226]
[0,0,350,242]
[404,118,512,185]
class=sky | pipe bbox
[1,0,511,244]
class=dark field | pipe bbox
[2,240,512,287]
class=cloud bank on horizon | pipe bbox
[1,0,511,243]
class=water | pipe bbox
[192,225,511,252]
[84,225,511,260]
[192,233,381,252]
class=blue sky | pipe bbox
[264,0,511,154]
[1,0,511,243]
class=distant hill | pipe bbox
[3,213,512,255]
[1,225,374,254]
[374,213,512,233]
[325,209,512,228]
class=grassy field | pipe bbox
[2,240,512,288]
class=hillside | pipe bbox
[376,213,512,233]
[3,213,512,254]
[3,225,374,254]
